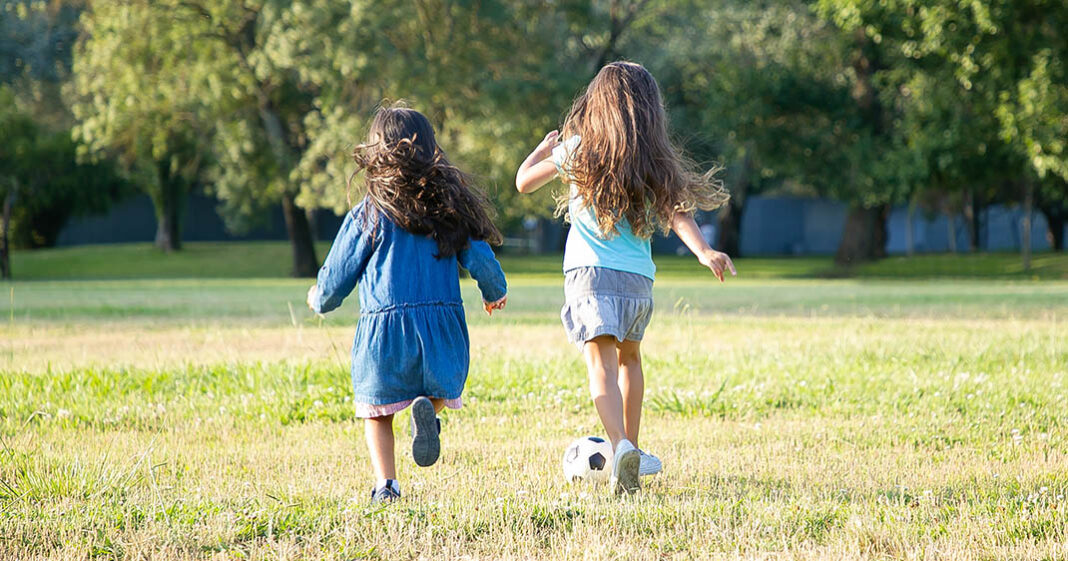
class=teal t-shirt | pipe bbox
[552,135,656,280]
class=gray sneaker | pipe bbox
[639,450,662,476]
[410,397,440,467]
[611,439,641,495]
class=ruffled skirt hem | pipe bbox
[354,397,462,419]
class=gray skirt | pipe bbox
[561,266,654,348]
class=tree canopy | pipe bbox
[7,0,1066,276]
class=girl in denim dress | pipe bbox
[515,62,735,495]
[308,107,507,503]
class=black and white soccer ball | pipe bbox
[562,436,613,483]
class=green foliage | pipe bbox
[0,0,83,128]
[817,0,1068,185]
[0,87,128,249]
[649,1,861,197]
[72,2,212,249]
[295,1,590,227]
[0,0,79,84]
[50,0,1068,260]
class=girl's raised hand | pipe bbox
[483,295,507,316]
[532,130,560,162]
[516,131,562,194]
[699,249,737,282]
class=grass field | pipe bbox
[10,242,1068,280]
[2,245,1068,559]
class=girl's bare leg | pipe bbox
[617,339,644,448]
[583,335,628,446]
[429,398,446,413]
[364,414,396,481]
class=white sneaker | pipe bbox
[611,439,641,495]
[639,450,662,476]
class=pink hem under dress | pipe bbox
[355,397,463,419]
[309,201,507,423]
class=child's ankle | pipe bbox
[375,478,400,494]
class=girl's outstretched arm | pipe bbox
[307,207,374,314]
[515,130,561,194]
[671,211,736,282]
[458,240,508,315]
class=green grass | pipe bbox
[2,254,1068,559]
[9,242,336,280]
[10,241,1068,280]
[3,278,1067,326]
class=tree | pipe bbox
[73,2,211,252]
[162,0,366,276]
[818,0,1068,267]
[295,1,580,230]
[0,0,127,276]
[0,87,127,279]
[292,0,681,243]
[75,0,335,273]
[648,0,858,256]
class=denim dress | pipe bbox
[308,201,507,418]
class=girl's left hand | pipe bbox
[306,285,319,312]
[531,130,560,162]
[699,250,737,282]
[483,295,507,316]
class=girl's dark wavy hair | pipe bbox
[348,105,502,257]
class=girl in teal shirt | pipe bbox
[515,62,735,495]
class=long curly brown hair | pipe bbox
[349,106,502,257]
[558,61,729,238]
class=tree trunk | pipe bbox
[835,204,888,266]
[716,201,744,257]
[1044,211,1065,251]
[1,184,15,280]
[905,197,915,257]
[1021,180,1033,272]
[153,165,184,252]
[155,208,181,253]
[963,189,979,252]
[717,152,750,257]
[945,213,957,253]
[1036,194,1066,252]
[257,103,320,276]
[282,192,319,277]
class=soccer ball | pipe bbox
[561,436,613,483]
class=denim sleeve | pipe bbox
[310,208,372,314]
[458,240,507,303]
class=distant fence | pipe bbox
[730,197,1055,256]
[57,194,344,246]
[57,194,1059,256]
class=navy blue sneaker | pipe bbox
[410,397,440,467]
[370,480,401,504]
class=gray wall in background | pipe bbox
[57,193,1061,256]
[57,194,345,246]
